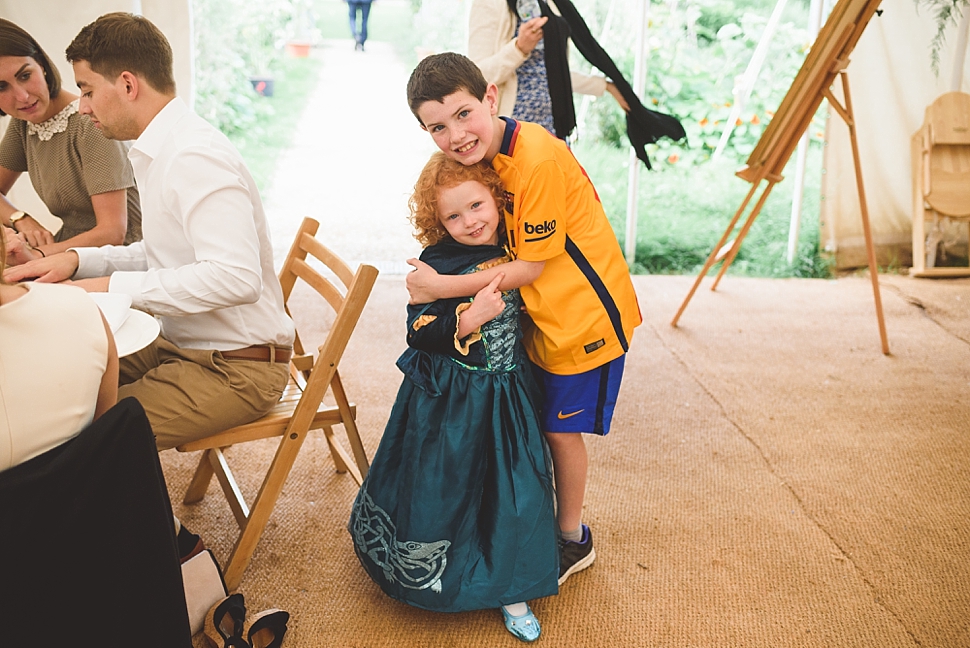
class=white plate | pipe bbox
[88,292,133,334]
[113,309,160,358]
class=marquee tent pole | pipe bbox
[624,0,649,265]
[786,0,826,264]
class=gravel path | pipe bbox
[262,38,433,275]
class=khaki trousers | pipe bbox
[119,337,289,450]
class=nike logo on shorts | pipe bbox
[557,409,585,420]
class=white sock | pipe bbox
[561,525,583,542]
[502,602,529,617]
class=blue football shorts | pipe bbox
[532,354,626,435]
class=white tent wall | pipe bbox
[0,1,192,232]
[821,0,970,269]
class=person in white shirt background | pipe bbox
[5,12,295,452]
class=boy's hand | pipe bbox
[406,257,441,304]
[458,273,505,338]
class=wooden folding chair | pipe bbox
[176,217,378,589]
[910,92,970,277]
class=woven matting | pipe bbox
[161,274,970,647]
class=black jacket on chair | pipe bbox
[0,398,192,648]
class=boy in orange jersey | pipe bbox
[405,52,641,584]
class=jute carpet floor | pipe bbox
[160,274,970,647]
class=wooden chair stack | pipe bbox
[177,217,379,589]
[910,92,970,277]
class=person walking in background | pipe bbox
[347,0,374,51]
[349,153,558,643]
[0,18,142,261]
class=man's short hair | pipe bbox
[0,19,62,117]
[406,52,487,124]
[66,12,176,95]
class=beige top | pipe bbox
[468,0,607,118]
[0,283,109,471]
[0,105,142,243]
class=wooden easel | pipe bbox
[670,0,890,355]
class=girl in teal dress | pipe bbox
[348,152,558,642]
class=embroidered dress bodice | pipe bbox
[27,100,78,142]
[467,279,523,373]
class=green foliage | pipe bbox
[574,140,830,278]
[226,57,323,192]
[192,0,303,135]
[582,0,822,169]
[914,0,970,73]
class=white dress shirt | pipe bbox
[75,98,294,351]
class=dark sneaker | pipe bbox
[559,524,596,585]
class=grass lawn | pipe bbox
[227,56,324,193]
[574,139,830,278]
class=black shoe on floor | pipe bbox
[559,524,596,585]
[177,524,205,564]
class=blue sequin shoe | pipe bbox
[501,604,541,643]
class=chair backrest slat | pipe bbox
[292,258,345,312]
[301,234,355,288]
[287,262,378,432]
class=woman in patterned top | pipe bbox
[348,152,558,642]
[0,19,141,262]
[468,0,629,138]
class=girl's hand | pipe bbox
[471,273,506,321]
[515,16,548,55]
[458,273,506,339]
[14,216,54,248]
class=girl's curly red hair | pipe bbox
[408,152,507,248]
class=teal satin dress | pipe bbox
[348,239,559,612]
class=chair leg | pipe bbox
[322,424,351,474]
[322,425,363,485]
[331,371,369,480]
[183,449,216,504]
[210,448,250,529]
[221,432,305,590]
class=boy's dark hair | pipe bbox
[0,19,62,117]
[406,52,487,124]
[66,12,176,95]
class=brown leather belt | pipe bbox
[220,345,292,364]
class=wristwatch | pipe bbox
[8,210,29,229]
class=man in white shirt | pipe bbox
[6,13,295,450]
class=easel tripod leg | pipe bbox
[841,72,890,354]
[711,181,778,290]
[670,182,760,326]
